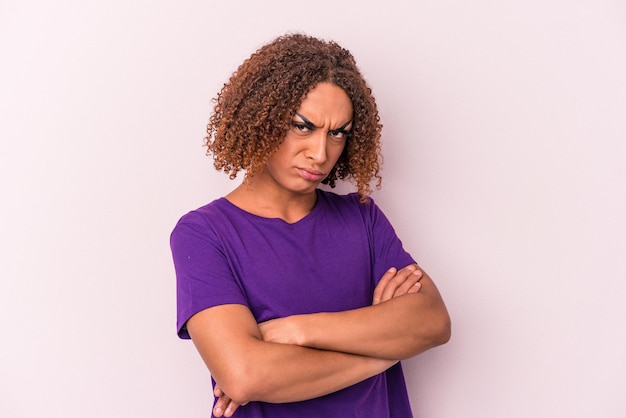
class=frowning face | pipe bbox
[258,82,353,197]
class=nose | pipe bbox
[305,131,328,163]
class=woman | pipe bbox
[170,33,450,417]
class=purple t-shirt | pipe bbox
[170,189,416,417]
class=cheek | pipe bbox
[329,143,346,163]
[274,136,300,156]
[265,143,296,171]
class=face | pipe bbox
[259,82,353,197]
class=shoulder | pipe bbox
[317,189,383,218]
[170,198,234,243]
[314,190,392,234]
[316,189,375,211]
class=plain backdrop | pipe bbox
[1,1,625,417]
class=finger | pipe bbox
[379,265,417,302]
[406,281,422,295]
[213,393,231,417]
[224,399,242,417]
[393,269,423,297]
[373,267,396,305]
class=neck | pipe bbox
[226,179,318,224]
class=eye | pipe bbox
[292,122,311,133]
[329,129,350,140]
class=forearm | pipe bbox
[304,294,449,359]
[223,339,396,403]
[271,274,451,360]
[187,305,396,405]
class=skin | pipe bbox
[225,82,354,222]
[211,265,425,417]
[186,83,451,417]
[202,265,430,417]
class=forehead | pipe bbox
[296,82,353,122]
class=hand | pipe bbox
[372,264,423,305]
[258,316,302,345]
[259,265,424,343]
[212,385,247,417]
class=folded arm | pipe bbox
[186,304,396,406]
[188,263,449,416]
[260,264,451,360]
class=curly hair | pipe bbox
[204,33,383,201]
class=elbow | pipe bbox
[434,313,452,346]
[397,313,451,360]
[424,296,452,348]
[216,376,252,405]
[214,363,266,404]
[431,307,452,347]
[412,308,451,356]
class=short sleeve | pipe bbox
[170,210,248,339]
[354,195,416,285]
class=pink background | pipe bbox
[1,1,624,416]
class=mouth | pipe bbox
[297,168,325,182]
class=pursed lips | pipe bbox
[297,167,325,181]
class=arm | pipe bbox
[171,213,408,414]
[186,304,397,406]
[260,264,451,360]
[206,264,427,416]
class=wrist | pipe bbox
[295,312,327,348]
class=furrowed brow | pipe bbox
[335,119,353,131]
[295,113,353,131]
[295,113,318,129]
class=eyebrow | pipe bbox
[295,113,352,131]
